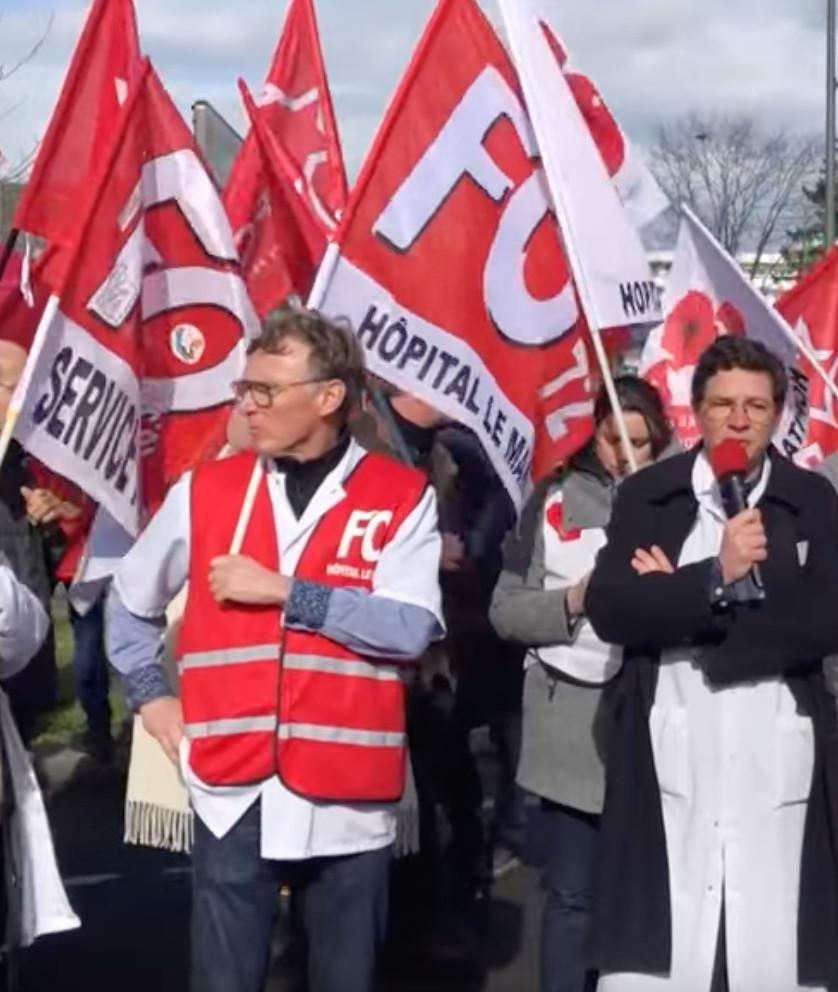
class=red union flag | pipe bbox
[235,79,327,316]
[9,62,258,536]
[224,0,347,315]
[776,246,838,465]
[312,0,594,507]
[14,0,142,261]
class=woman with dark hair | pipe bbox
[489,376,674,992]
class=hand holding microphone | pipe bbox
[719,508,767,585]
[710,439,767,597]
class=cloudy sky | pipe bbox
[0,0,829,179]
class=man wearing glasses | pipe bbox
[107,310,443,992]
[584,337,838,992]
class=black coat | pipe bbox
[585,447,838,986]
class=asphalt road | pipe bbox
[11,766,542,992]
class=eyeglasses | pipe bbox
[231,378,327,409]
[701,397,776,425]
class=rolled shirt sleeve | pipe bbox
[0,557,49,679]
[107,475,191,707]
[110,470,444,697]
[285,485,444,659]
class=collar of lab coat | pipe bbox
[691,449,771,524]
[263,438,367,543]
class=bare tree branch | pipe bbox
[0,11,54,181]
[649,113,820,275]
[0,12,54,85]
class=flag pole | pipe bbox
[0,229,19,283]
[0,60,152,479]
[518,109,637,470]
[546,223,638,472]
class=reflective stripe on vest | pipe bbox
[187,716,277,738]
[277,723,405,748]
[180,644,281,671]
[185,718,404,749]
[282,653,401,683]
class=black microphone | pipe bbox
[709,439,765,599]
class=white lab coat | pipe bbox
[599,453,823,992]
[0,557,80,947]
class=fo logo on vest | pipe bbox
[337,510,394,564]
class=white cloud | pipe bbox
[0,0,827,180]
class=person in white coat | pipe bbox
[586,337,838,992]
[0,553,79,952]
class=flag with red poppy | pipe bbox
[640,208,804,455]
[500,0,661,333]
[529,9,668,231]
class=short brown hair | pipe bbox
[249,308,366,419]
[691,336,787,409]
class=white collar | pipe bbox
[691,449,771,522]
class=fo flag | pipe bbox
[14,0,142,262]
[224,0,347,315]
[9,62,259,537]
[500,0,661,331]
[640,208,806,457]
[776,246,838,465]
[311,0,594,509]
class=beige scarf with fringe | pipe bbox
[123,588,192,853]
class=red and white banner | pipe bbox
[500,0,662,333]
[776,246,838,466]
[14,0,142,268]
[9,63,258,537]
[311,0,595,508]
[534,15,668,231]
[236,79,327,314]
[640,208,806,456]
[224,0,347,315]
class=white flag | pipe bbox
[641,207,806,456]
[499,0,661,330]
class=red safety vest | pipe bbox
[177,447,428,802]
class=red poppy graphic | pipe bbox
[715,300,746,336]
[539,22,625,178]
[661,290,717,366]
[647,291,747,448]
[546,500,582,542]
